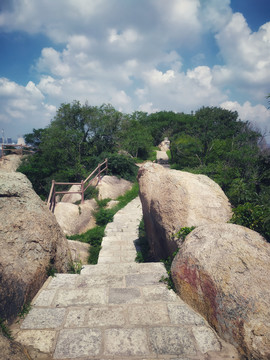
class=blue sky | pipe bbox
[0,0,269,141]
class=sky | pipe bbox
[0,0,270,141]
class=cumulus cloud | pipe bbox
[221,100,270,133]
[214,13,270,100]
[0,78,55,136]
[0,0,269,139]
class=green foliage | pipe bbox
[119,117,154,159]
[84,185,99,200]
[0,317,13,339]
[135,219,152,263]
[106,153,138,181]
[231,203,270,241]
[170,134,202,168]
[94,208,115,226]
[46,259,57,277]
[17,303,31,320]
[68,260,83,274]
[160,250,179,291]
[174,226,196,242]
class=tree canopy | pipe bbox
[18,101,270,241]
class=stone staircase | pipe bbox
[13,197,238,359]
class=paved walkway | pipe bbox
[14,197,238,360]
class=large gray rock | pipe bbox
[97,175,132,200]
[0,171,71,322]
[171,223,270,360]
[137,162,232,259]
[54,199,97,235]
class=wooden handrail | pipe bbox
[0,144,37,161]
[47,158,108,212]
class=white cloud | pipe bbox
[0,0,269,141]
[214,13,270,100]
[221,100,270,133]
[0,78,54,136]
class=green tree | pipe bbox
[120,117,153,158]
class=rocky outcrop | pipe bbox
[171,223,270,360]
[137,162,232,259]
[0,171,71,322]
[97,175,132,200]
[61,184,82,203]
[67,240,90,264]
[54,199,97,235]
[0,154,23,172]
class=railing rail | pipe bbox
[0,144,37,160]
[47,158,108,212]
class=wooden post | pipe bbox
[81,180,84,204]
[98,163,101,182]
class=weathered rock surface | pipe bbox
[97,175,132,200]
[0,154,23,172]
[67,240,90,264]
[54,199,97,235]
[0,171,71,322]
[61,184,82,203]
[138,162,232,259]
[171,223,270,360]
[0,334,28,360]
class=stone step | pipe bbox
[13,196,239,360]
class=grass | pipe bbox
[135,219,152,263]
[0,317,13,339]
[67,182,139,264]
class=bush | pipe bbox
[94,208,114,226]
[230,202,270,242]
[106,153,138,181]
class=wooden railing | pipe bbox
[0,144,36,160]
[47,159,108,212]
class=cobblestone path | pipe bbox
[14,197,239,360]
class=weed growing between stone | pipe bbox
[17,303,32,321]
[46,258,57,277]
[135,219,152,263]
[68,259,83,274]
[67,182,139,264]
[0,317,13,339]
[160,226,196,291]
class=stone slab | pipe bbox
[76,273,125,288]
[32,289,57,307]
[192,326,221,353]
[21,308,66,329]
[54,328,102,359]
[142,285,180,303]
[86,306,126,326]
[104,328,149,356]
[15,330,56,353]
[109,288,142,304]
[167,303,206,325]
[53,288,107,307]
[149,327,197,356]
[64,308,87,328]
[128,303,170,325]
[125,272,163,287]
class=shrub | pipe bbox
[230,202,270,241]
